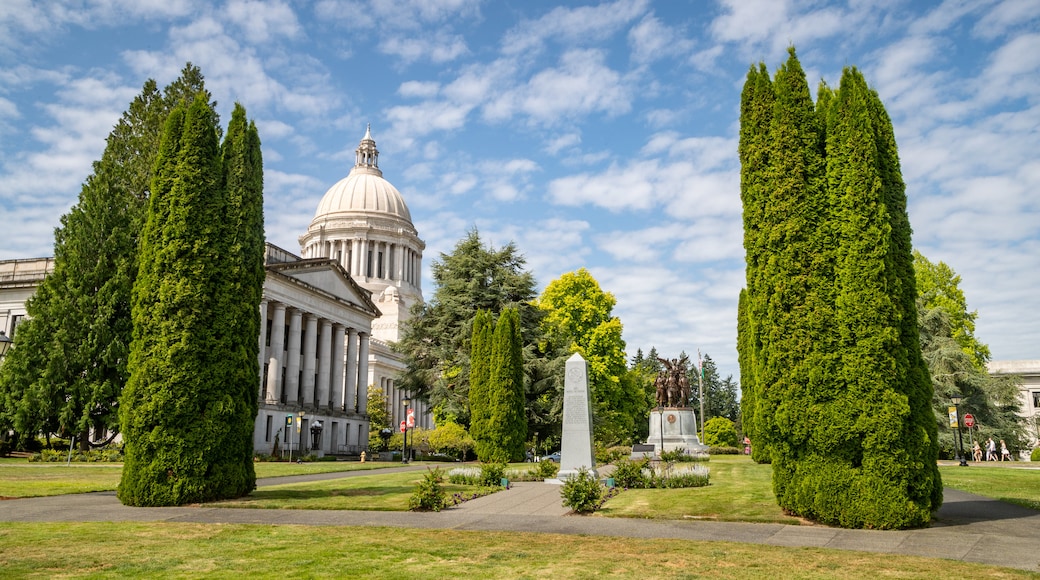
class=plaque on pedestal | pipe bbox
[647,407,708,457]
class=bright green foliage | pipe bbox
[913,251,990,370]
[118,94,263,506]
[538,269,645,445]
[409,468,447,512]
[703,417,739,447]
[0,65,213,450]
[738,49,941,529]
[395,229,542,428]
[468,309,494,459]
[426,421,475,460]
[482,308,526,462]
[737,62,773,464]
[560,467,603,513]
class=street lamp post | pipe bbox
[0,331,13,361]
[296,410,305,463]
[401,397,411,464]
[951,392,968,467]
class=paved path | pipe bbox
[1,464,1038,573]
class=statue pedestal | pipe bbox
[646,408,708,456]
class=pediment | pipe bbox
[266,258,378,316]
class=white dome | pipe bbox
[314,166,412,223]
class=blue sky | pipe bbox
[1,0,1038,380]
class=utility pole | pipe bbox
[698,349,705,442]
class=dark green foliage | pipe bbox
[611,457,650,488]
[737,62,774,464]
[687,354,739,423]
[486,308,527,462]
[394,229,543,430]
[409,468,447,512]
[560,467,603,513]
[118,93,263,506]
[479,461,507,487]
[0,65,212,450]
[738,49,941,529]
[469,309,494,460]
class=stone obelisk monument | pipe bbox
[554,353,597,481]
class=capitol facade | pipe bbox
[0,127,430,457]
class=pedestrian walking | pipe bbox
[972,441,982,462]
[986,437,996,461]
[1000,440,1011,462]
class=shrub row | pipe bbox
[659,448,709,462]
[611,458,710,489]
[30,448,123,462]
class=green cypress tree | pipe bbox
[737,62,773,464]
[468,309,494,461]
[487,308,526,462]
[119,93,245,506]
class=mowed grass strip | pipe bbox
[600,455,802,524]
[938,465,1040,510]
[215,469,495,511]
[0,460,418,499]
[0,522,1030,579]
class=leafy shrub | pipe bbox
[480,462,507,486]
[611,458,650,488]
[703,417,739,447]
[560,467,604,514]
[1032,447,1040,462]
[409,468,447,512]
[536,458,559,478]
[709,446,740,455]
[29,448,124,463]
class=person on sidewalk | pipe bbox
[972,441,982,462]
[986,437,996,461]
[1000,440,1011,461]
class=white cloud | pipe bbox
[628,13,694,63]
[225,0,302,44]
[380,32,468,64]
[974,0,1040,39]
[398,81,440,98]
[501,0,650,56]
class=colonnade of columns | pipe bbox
[258,300,369,414]
[306,237,421,288]
[382,376,432,430]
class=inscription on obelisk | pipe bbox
[556,353,597,481]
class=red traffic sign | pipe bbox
[400,420,407,433]
[963,413,975,428]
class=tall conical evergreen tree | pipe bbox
[487,307,526,462]
[0,65,211,449]
[737,62,773,464]
[738,53,940,529]
[119,93,259,506]
[468,309,494,460]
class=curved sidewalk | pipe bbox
[0,469,1037,573]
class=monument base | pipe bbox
[645,408,708,457]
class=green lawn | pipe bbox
[0,459,413,499]
[0,522,1031,579]
[938,464,1040,510]
[600,455,802,523]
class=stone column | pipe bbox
[258,300,267,397]
[315,319,332,408]
[345,328,358,412]
[301,314,317,407]
[351,238,361,277]
[331,324,346,410]
[285,309,302,404]
[357,333,370,414]
[265,303,286,404]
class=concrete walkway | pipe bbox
[1,464,1038,573]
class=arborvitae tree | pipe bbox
[736,289,765,460]
[739,51,940,529]
[737,62,773,464]
[468,309,494,460]
[484,308,526,462]
[118,94,259,506]
[0,65,212,450]
[395,229,543,428]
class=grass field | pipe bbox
[0,522,1032,579]
[938,464,1040,510]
